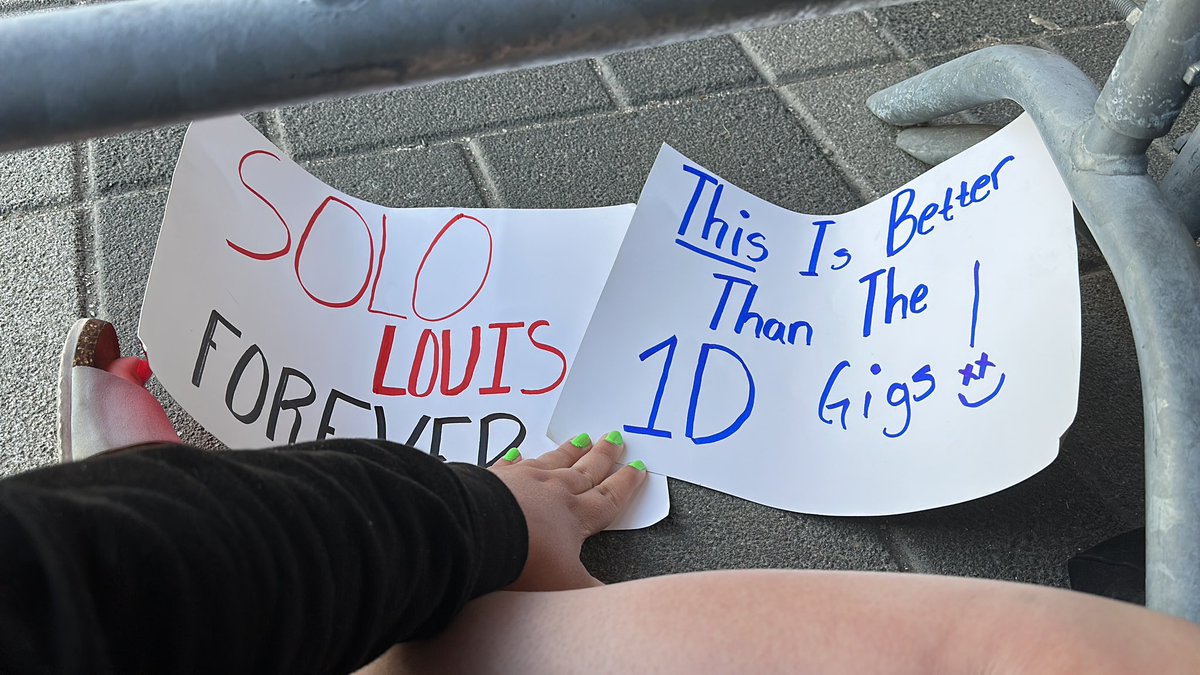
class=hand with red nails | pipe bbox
[489,431,647,592]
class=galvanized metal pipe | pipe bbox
[1082,0,1200,164]
[1156,1,1200,237]
[1161,125,1200,238]
[0,0,902,152]
[866,47,1099,137]
[868,45,1200,623]
[893,125,1001,165]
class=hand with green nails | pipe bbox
[488,430,648,592]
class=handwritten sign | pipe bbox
[139,116,669,529]
[551,114,1080,516]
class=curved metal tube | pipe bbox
[1161,124,1200,238]
[893,124,1001,164]
[869,45,1200,622]
[866,47,1098,166]
[0,0,902,152]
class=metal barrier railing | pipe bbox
[0,0,1195,622]
[0,0,902,152]
[868,0,1200,622]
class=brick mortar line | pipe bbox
[591,57,632,111]
[84,200,106,319]
[70,141,87,203]
[730,22,903,90]
[861,9,912,61]
[727,33,777,86]
[85,187,171,321]
[248,83,770,169]
[450,84,774,141]
[284,78,777,164]
[460,138,505,208]
[875,522,919,573]
[264,109,292,156]
[0,181,176,221]
[81,138,100,201]
[0,196,94,222]
[1030,35,1058,54]
[904,20,1127,70]
[764,57,904,90]
[782,92,878,202]
[39,130,516,203]
[288,102,612,163]
[73,199,99,320]
[75,205,100,318]
[70,138,103,319]
[736,29,878,203]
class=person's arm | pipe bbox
[0,440,527,675]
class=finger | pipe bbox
[548,466,595,494]
[528,433,592,469]
[491,447,522,467]
[579,460,649,532]
[571,430,626,491]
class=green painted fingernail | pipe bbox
[570,433,591,448]
[629,460,647,472]
[502,447,520,462]
[604,430,624,446]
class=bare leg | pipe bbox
[359,570,1200,675]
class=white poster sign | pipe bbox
[140,116,669,529]
[551,114,1080,516]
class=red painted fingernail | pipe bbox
[134,359,152,385]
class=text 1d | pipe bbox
[623,335,755,445]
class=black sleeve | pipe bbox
[0,439,528,675]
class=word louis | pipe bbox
[372,320,566,398]
[192,309,526,465]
